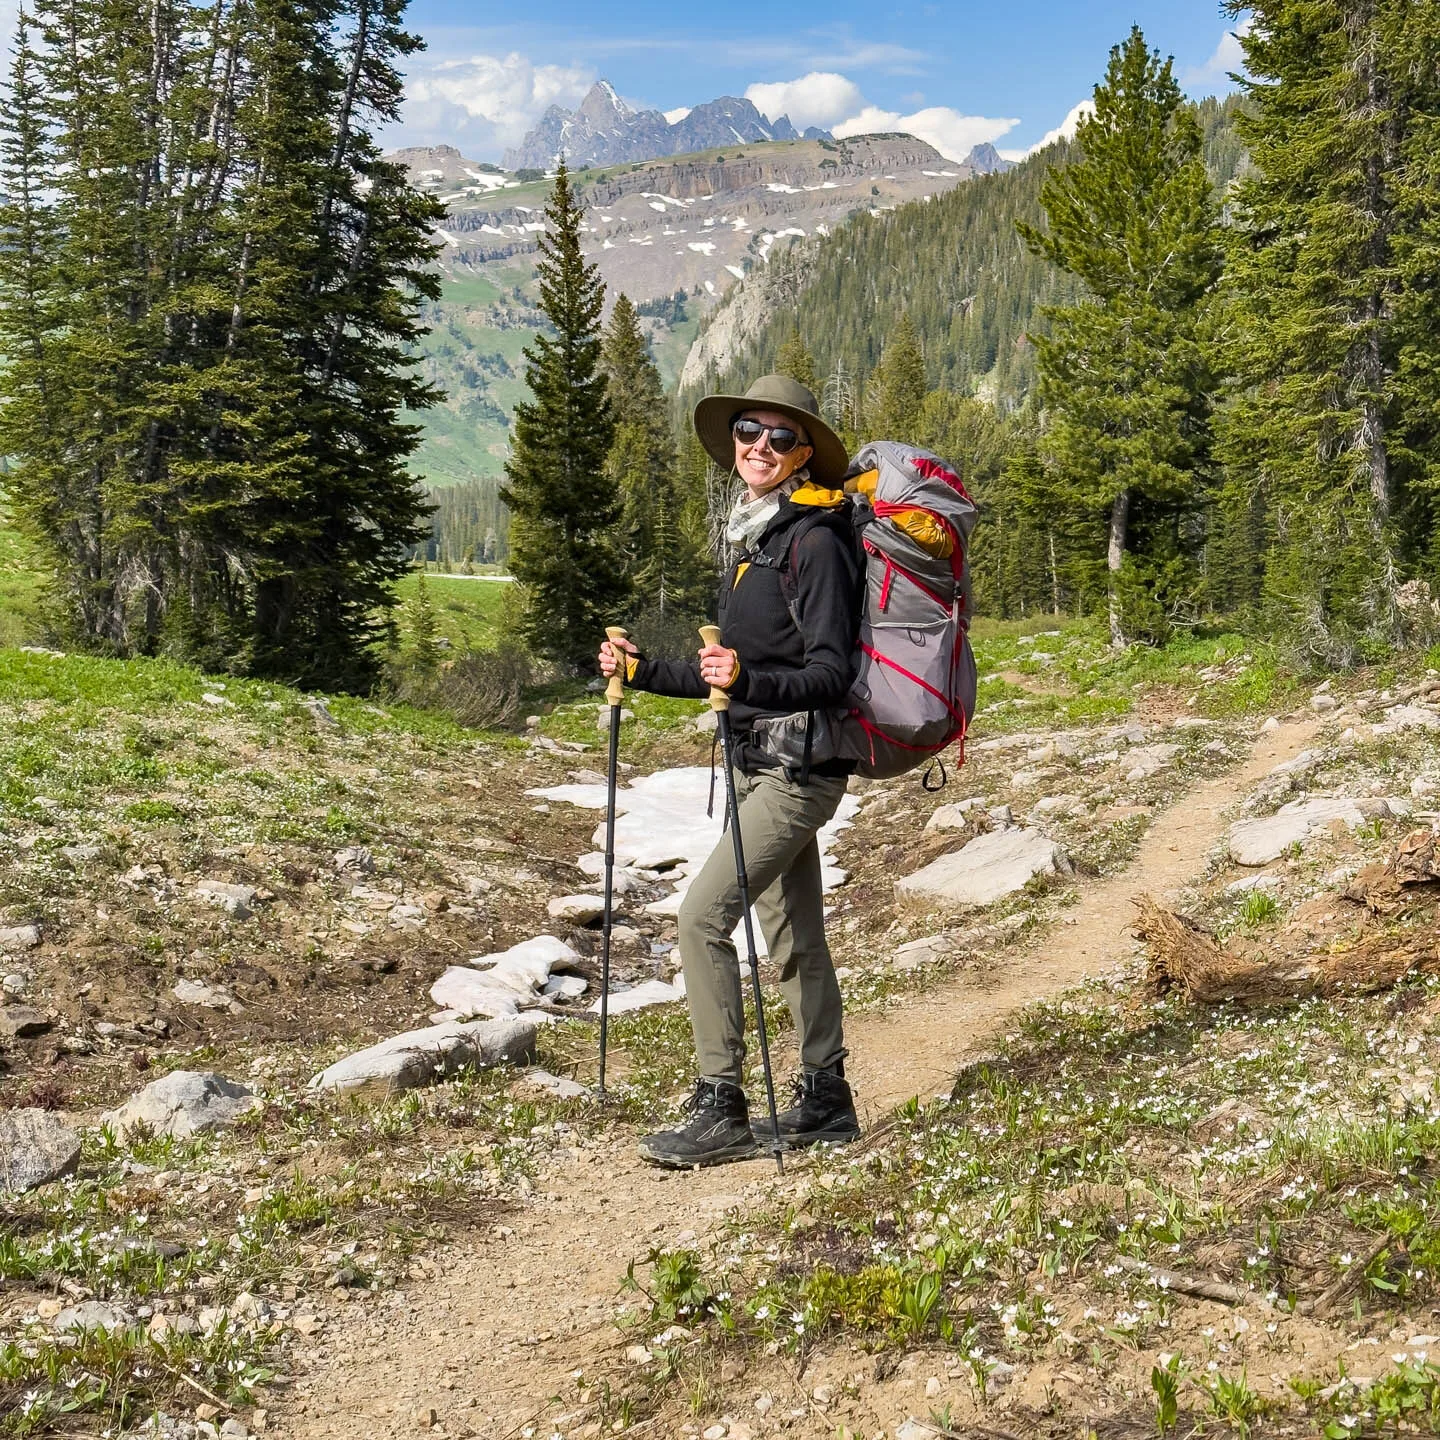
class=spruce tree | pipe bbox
[601,295,710,626]
[0,0,441,689]
[1216,0,1436,660]
[1019,26,1221,646]
[774,330,818,391]
[866,312,928,440]
[501,161,625,667]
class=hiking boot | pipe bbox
[755,1068,860,1149]
[637,1079,759,1169]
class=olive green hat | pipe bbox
[693,373,849,487]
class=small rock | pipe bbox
[986,803,1014,828]
[1228,795,1379,866]
[333,846,376,874]
[925,1376,942,1398]
[702,1426,726,1440]
[104,1071,259,1139]
[896,1422,930,1440]
[626,1344,654,1365]
[1032,793,1081,816]
[0,923,41,951]
[924,798,985,833]
[53,1300,133,1333]
[220,1420,248,1439]
[1099,804,1151,825]
[1310,692,1338,713]
[811,1384,835,1405]
[754,1395,773,1416]
[301,697,340,731]
[1123,742,1180,782]
[547,894,606,925]
[0,1108,82,1192]
[172,979,241,1013]
[517,1069,588,1100]
[0,1004,51,1038]
[596,706,635,731]
[1,973,24,998]
[693,710,718,734]
[891,934,956,971]
[1261,716,1280,732]
[1412,777,1436,799]
[194,880,256,919]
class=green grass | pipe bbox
[392,571,510,651]
[0,508,44,647]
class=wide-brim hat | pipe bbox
[693,374,849,487]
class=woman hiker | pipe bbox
[599,374,863,1169]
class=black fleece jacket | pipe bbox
[629,490,861,774]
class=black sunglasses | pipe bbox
[731,416,810,455]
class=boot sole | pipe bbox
[637,1136,760,1169]
[758,1121,861,1150]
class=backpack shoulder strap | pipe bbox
[754,508,855,630]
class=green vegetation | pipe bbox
[0,0,441,690]
[501,162,628,668]
[0,504,42,646]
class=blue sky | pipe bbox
[389,1,1249,162]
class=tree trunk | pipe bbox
[1106,488,1130,647]
[1049,530,1060,616]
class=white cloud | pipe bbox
[746,72,866,132]
[998,99,1094,161]
[834,105,1018,163]
[747,70,1017,164]
[1181,18,1253,93]
[397,51,595,156]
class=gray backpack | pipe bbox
[750,440,979,783]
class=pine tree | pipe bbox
[774,330,818,391]
[501,161,625,668]
[1216,0,1437,660]
[866,312,928,440]
[407,567,440,674]
[1019,26,1221,646]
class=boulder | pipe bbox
[547,894,606,925]
[693,709,719,734]
[595,706,635,731]
[0,1108,82,1192]
[1227,795,1381,866]
[104,1071,259,1139]
[0,922,41,951]
[897,828,1072,909]
[891,934,957,971]
[0,1004,51,1038]
[309,1015,543,1094]
[194,880,255,919]
[429,936,578,1020]
[301,696,340,731]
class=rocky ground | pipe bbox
[3,627,1440,1438]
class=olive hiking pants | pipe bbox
[677,765,849,1087]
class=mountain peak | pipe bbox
[501,81,828,171]
[964,142,1015,174]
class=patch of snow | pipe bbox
[431,228,459,247]
[724,264,745,279]
[688,241,717,256]
[648,201,668,212]
[767,182,800,194]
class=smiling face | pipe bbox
[733,408,814,501]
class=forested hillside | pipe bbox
[688,95,1247,411]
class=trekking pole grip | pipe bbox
[605,626,628,706]
[698,625,730,712]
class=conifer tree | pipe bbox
[0,0,442,689]
[866,312,928,440]
[501,161,624,667]
[1216,0,1437,660]
[1019,26,1221,646]
[774,330,818,391]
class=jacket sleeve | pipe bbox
[628,655,708,699]
[728,522,860,711]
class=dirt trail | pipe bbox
[280,718,1319,1440]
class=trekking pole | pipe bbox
[699,624,784,1174]
[598,625,628,1097]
